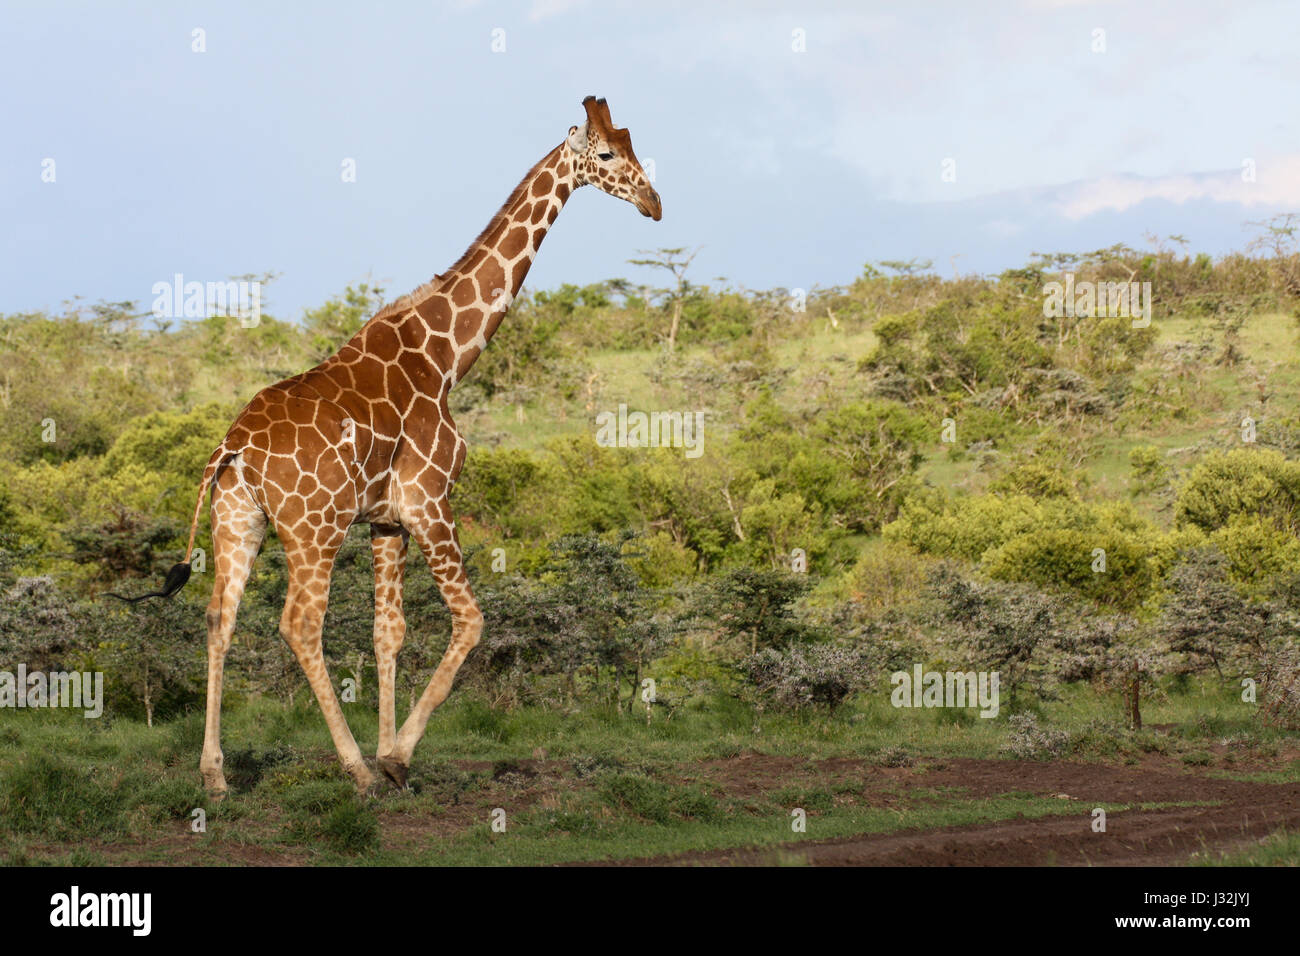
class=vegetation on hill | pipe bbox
[2,229,1300,733]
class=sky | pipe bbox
[3,0,1299,321]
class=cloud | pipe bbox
[1052,155,1300,219]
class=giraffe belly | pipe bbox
[222,388,381,538]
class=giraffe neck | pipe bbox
[401,142,580,390]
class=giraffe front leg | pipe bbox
[389,515,482,774]
[370,526,410,788]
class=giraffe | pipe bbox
[122,96,660,795]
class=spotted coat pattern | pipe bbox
[192,97,660,794]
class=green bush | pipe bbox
[887,493,1167,608]
[1176,448,1300,535]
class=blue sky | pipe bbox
[3,0,1299,320]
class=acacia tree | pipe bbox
[0,577,87,673]
[67,508,182,584]
[926,563,1063,706]
[1157,548,1283,678]
[689,567,814,658]
[545,533,669,710]
[97,597,204,726]
[453,535,666,710]
[1245,212,1300,297]
[466,575,572,708]
[627,247,699,353]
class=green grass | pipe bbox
[1193,829,1300,866]
[0,676,1277,780]
[1208,758,1300,784]
[0,674,1293,866]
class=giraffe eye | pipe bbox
[597,151,615,161]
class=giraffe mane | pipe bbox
[370,143,564,322]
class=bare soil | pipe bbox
[607,753,1300,866]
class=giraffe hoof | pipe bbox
[202,772,229,799]
[378,755,409,790]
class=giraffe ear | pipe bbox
[566,122,588,153]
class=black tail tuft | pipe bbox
[160,561,193,596]
[103,561,193,604]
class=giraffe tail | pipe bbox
[102,444,230,604]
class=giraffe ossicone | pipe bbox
[119,96,660,796]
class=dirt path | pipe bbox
[606,756,1300,866]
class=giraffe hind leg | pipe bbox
[200,461,267,797]
[370,525,410,788]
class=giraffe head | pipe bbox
[567,96,662,221]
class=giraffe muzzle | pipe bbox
[636,188,662,221]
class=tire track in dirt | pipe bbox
[604,756,1300,866]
